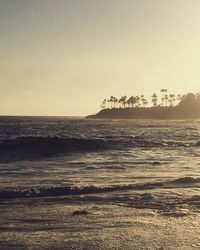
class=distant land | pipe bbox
[86,92,200,119]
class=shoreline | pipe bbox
[1,190,200,249]
[86,106,200,120]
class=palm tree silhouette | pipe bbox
[141,95,147,107]
[169,94,175,106]
[164,93,168,107]
[177,94,182,104]
[160,89,165,106]
[123,96,127,108]
[135,96,140,107]
[113,97,118,108]
[109,96,115,109]
[129,95,136,108]
[127,98,131,108]
[152,93,158,107]
[106,98,110,109]
[118,97,122,108]
[100,99,107,109]
[118,96,127,108]
[144,99,148,107]
[101,90,186,110]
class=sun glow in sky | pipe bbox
[1,0,200,116]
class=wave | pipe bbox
[170,177,200,184]
[0,137,109,162]
[0,182,164,200]
[1,177,200,200]
[0,136,195,162]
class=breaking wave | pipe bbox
[1,177,200,200]
[0,136,109,162]
[0,135,194,162]
[0,182,162,200]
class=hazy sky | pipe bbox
[1,0,200,116]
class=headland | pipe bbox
[86,92,200,119]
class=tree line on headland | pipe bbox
[87,91,200,119]
[100,89,187,109]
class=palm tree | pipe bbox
[141,95,147,107]
[100,99,107,109]
[118,97,122,108]
[127,97,131,108]
[118,96,127,108]
[106,98,110,109]
[113,97,118,108]
[122,95,127,108]
[143,99,148,107]
[160,89,165,106]
[169,94,175,106]
[128,96,134,108]
[132,96,138,108]
[109,96,115,109]
[177,94,182,105]
[110,96,118,108]
[152,93,158,107]
[161,89,168,106]
[135,96,140,107]
[164,94,168,107]
[142,98,148,107]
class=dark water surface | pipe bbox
[0,117,200,249]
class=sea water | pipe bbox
[0,117,200,249]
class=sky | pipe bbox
[1,0,200,116]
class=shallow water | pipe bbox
[0,117,200,249]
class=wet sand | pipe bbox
[1,191,200,250]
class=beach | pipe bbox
[0,117,200,249]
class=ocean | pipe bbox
[0,116,200,249]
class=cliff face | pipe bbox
[86,104,200,120]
